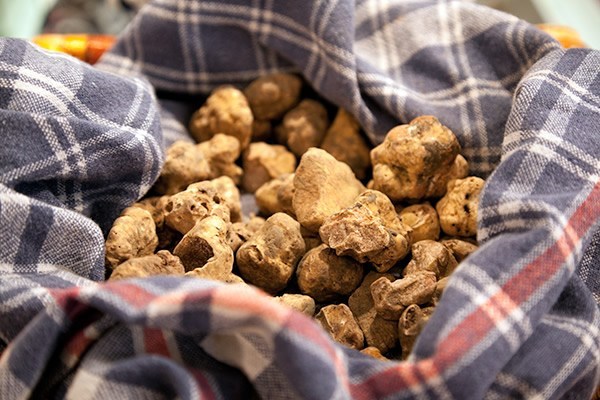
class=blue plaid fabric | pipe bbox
[1,1,598,399]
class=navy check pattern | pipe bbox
[0,1,599,399]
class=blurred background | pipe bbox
[478,0,600,49]
[0,0,598,48]
[0,0,149,38]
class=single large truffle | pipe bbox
[293,148,365,232]
[242,142,296,193]
[370,116,462,201]
[436,176,484,237]
[296,244,364,302]
[319,190,412,272]
[236,213,306,294]
[320,109,371,180]
[189,85,253,149]
[154,134,243,195]
[244,73,302,120]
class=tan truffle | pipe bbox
[209,176,242,223]
[301,226,322,253]
[255,178,285,216]
[370,272,437,320]
[360,346,389,361]
[441,238,479,262]
[186,269,245,285]
[293,148,365,232]
[370,116,461,201]
[278,99,329,156]
[402,240,458,279]
[201,134,244,183]
[274,293,316,316]
[319,190,412,272]
[133,196,176,250]
[436,176,484,237]
[105,207,158,269]
[133,196,167,229]
[348,272,398,353]
[255,174,295,217]
[154,134,243,195]
[320,109,371,180]
[244,73,302,120]
[227,216,265,252]
[173,216,233,280]
[398,304,433,359]
[398,203,440,243]
[236,213,305,294]
[315,304,364,350]
[252,119,272,142]
[296,244,364,302]
[188,85,253,149]
[428,154,469,198]
[109,251,185,281]
[431,276,449,306]
[242,142,296,193]
[164,183,230,235]
[276,173,296,216]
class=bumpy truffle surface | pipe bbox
[436,176,484,237]
[293,148,365,232]
[244,73,302,120]
[319,190,412,272]
[236,213,305,294]
[320,109,371,180]
[371,116,462,201]
[296,244,364,302]
[189,85,253,148]
[109,251,184,280]
[105,207,158,269]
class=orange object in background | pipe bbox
[537,24,586,48]
[32,34,116,64]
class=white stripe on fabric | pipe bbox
[313,0,341,90]
[65,370,108,400]
[503,129,600,171]
[450,2,488,152]
[525,71,600,114]
[249,0,267,77]
[56,118,87,212]
[359,73,510,104]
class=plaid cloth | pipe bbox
[1,0,599,398]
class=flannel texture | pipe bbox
[0,0,599,399]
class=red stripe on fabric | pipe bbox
[48,287,82,312]
[350,364,413,399]
[435,180,600,369]
[351,180,600,398]
[143,328,171,357]
[64,329,93,359]
[502,184,598,304]
[104,282,156,308]
[190,369,217,400]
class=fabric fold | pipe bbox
[0,1,598,399]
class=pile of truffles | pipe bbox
[104,73,485,360]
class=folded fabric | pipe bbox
[0,1,599,399]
